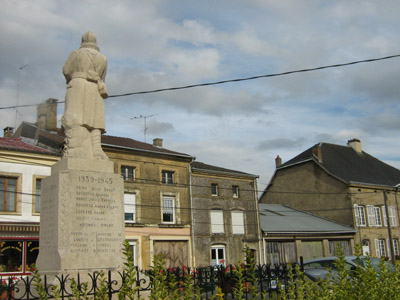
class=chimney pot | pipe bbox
[3,127,14,138]
[275,155,282,168]
[37,98,58,131]
[347,138,362,153]
[153,138,163,147]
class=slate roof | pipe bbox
[259,204,356,234]
[0,138,57,155]
[191,161,258,178]
[13,122,193,159]
[279,142,400,187]
[101,135,193,159]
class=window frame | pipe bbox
[211,183,218,196]
[0,175,18,213]
[161,170,174,185]
[32,176,45,215]
[162,195,175,224]
[375,239,386,258]
[124,193,136,223]
[121,165,136,181]
[232,185,239,198]
[393,239,400,256]
[211,245,226,266]
[354,204,366,227]
[210,210,224,234]
[231,210,245,234]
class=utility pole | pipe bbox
[131,114,158,143]
[383,191,395,263]
[15,64,29,128]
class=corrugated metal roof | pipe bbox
[259,204,356,233]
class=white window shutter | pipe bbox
[375,239,380,257]
[354,204,360,226]
[387,239,392,258]
[367,205,375,226]
[383,206,388,227]
[231,211,244,234]
[390,206,397,227]
[211,211,224,233]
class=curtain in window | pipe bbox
[301,241,323,260]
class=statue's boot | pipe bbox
[91,129,108,160]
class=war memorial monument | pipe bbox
[36,32,125,274]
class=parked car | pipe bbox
[303,256,394,274]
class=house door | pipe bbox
[153,240,188,268]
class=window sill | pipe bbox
[158,223,184,228]
[125,223,143,227]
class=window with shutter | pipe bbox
[211,210,224,233]
[367,205,375,226]
[124,193,136,222]
[231,211,244,234]
[389,206,397,227]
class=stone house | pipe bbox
[260,139,400,259]
[259,204,356,264]
[190,161,260,266]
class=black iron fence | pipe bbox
[0,263,300,300]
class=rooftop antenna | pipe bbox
[15,63,29,128]
[131,114,158,143]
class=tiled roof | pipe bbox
[191,161,257,177]
[259,204,356,234]
[279,142,400,187]
[0,138,56,155]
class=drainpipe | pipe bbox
[383,191,395,263]
[395,184,400,229]
[189,158,196,267]
[253,177,263,264]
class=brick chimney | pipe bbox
[153,138,163,147]
[37,98,58,131]
[347,138,362,153]
[275,155,282,168]
[3,127,14,137]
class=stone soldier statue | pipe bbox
[62,31,109,159]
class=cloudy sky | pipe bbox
[1,0,400,193]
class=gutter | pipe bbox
[191,167,258,179]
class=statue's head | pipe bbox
[80,31,99,51]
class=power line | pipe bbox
[108,54,400,98]
[1,53,400,111]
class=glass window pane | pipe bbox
[35,179,41,213]
[6,178,16,211]
[0,240,23,273]
[26,241,39,272]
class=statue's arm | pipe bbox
[62,51,77,83]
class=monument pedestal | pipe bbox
[37,157,125,274]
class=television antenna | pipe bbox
[131,114,158,143]
[15,64,29,128]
